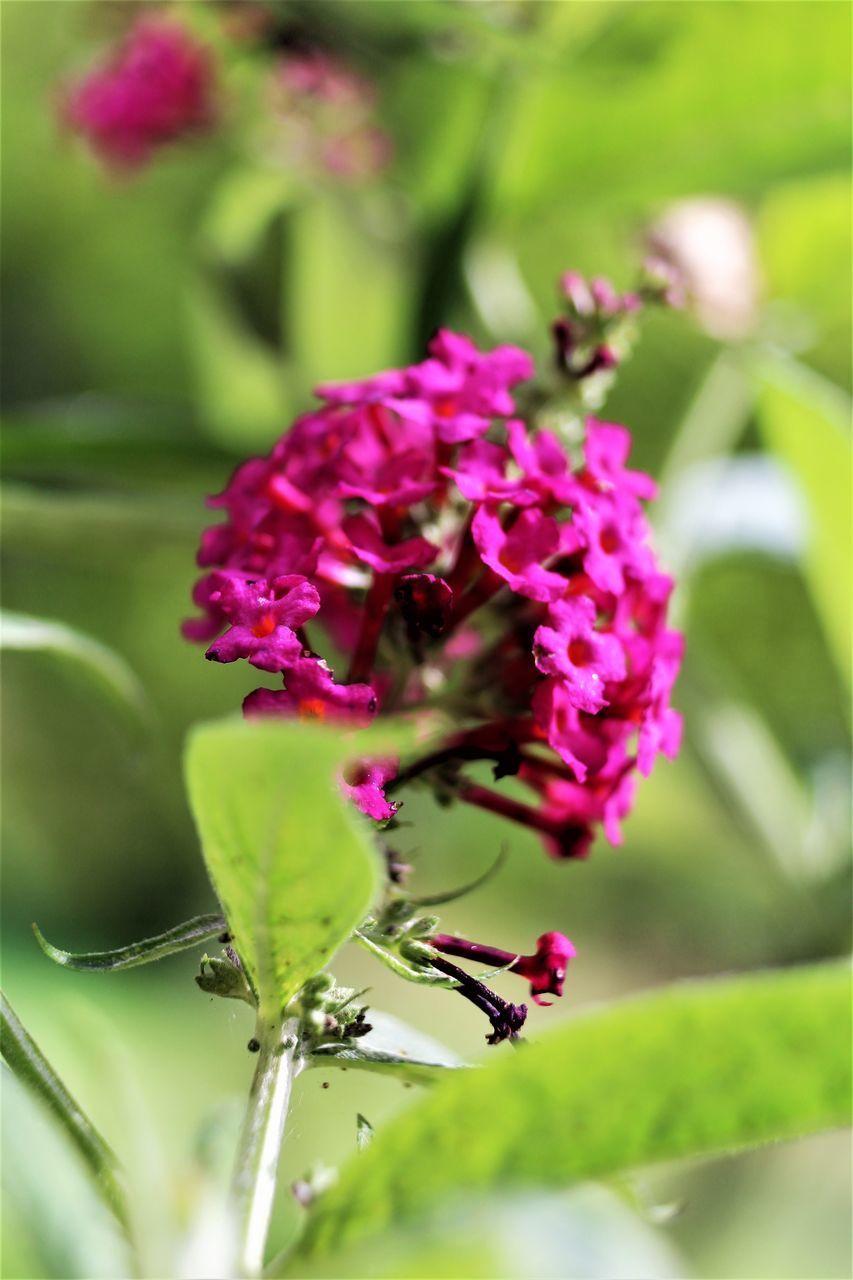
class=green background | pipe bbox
[2,2,850,1277]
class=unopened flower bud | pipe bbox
[301,973,335,999]
[195,955,254,1005]
[395,573,453,639]
[303,1008,328,1036]
[404,915,441,939]
[399,938,438,966]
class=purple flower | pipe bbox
[267,49,393,183]
[512,932,576,1005]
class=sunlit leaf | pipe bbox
[185,271,292,452]
[291,962,851,1262]
[183,717,382,1017]
[287,195,412,391]
[759,174,852,389]
[200,167,294,267]
[753,354,852,687]
[289,1186,686,1280]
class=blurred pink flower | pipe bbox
[61,15,218,171]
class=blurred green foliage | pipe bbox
[2,2,850,1278]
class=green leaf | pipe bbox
[289,1186,686,1280]
[287,195,412,392]
[488,4,850,220]
[0,610,152,735]
[200,167,294,267]
[32,913,226,974]
[753,354,852,686]
[183,717,382,1018]
[0,992,128,1230]
[758,173,852,389]
[185,270,293,452]
[1,484,201,557]
[1,1068,133,1280]
[292,962,851,1262]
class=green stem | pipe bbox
[1,991,129,1231]
[353,930,457,988]
[230,1014,303,1279]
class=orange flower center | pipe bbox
[252,613,277,638]
[297,698,327,721]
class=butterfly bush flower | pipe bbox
[186,282,683,883]
[431,930,576,1006]
[260,49,392,181]
[60,15,218,171]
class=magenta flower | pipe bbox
[444,437,538,506]
[206,575,320,672]
[572,492,655,597]
[431,929,576,1006]
[507,420,576,506]
[472,506,570,603]
[341,758,399,822]
[243,658,377,727]
[533,597,626,713]
[187,276,683,865]
[581,419,658,501]
[552,269,662,384]
[343,512,437,575]
[60,16,217,171]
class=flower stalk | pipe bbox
[229,1014,303,1279]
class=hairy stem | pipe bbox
[230,1014,303,1279]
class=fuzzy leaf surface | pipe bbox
[184,718,382,1017]
[291,962,851,1262]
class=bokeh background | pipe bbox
[2,3,850,1278]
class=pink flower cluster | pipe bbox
[61,16,217,171]
[264,50,392,180]
[553,265,682,385]
[186,308,682,861]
